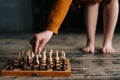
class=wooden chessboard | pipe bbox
[1,49,71,77]
[1,59,71,77]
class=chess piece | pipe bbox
[38,57,42,70]
[61,51,66,71]
[38,51,42,58]
[61,51,66,60]
[45,58,50,70]
[53,50,61,71]
[22,56,28,70]
[49,49,53,62]
[31,52,35,59]
[27,50,32,60]
[42,49,46,64]
[7,58,14,70]
[31,56,36,70]
[26,51,30,65]
[36,54,39,65]
[56,50,59,62]
[49,49,54,68]
[61,59,66,71]
[18,51,22,68]
[18,51,21,59]
[21,50,24,58]
[33,55,38,65]
[53,58,57,71]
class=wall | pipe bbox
[0,0,119,34]
[0,0,32,34]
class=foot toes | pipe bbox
[102,47,115,54]
[82,47,94,53]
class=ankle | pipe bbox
[103,41,112,47]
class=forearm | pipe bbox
[45,0,72,35]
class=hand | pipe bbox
[30,30,53,54]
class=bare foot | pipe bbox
[82,44,95,53]
[102,42,115,54]
[102,45,115,54]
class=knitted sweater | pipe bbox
[45,0,111,34]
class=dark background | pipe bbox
[0,0,119,34]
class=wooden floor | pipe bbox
[0,34,120,80]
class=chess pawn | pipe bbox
[38,51,42,58]
[61,51,66,60]
[22,56,28,70]
[38,62,42,70]
[38,57,42,70]
[33,55,38,65]
[36,54,39,65]
[45,58,50,70]
[7,58,14,70]
[31,56,36,70]
[61,59,66,71]
[31,52,35,60]
[53,50,60,71]
[31,52,35,58]
[49,49,53,62]
[18,51,21,59]
[18,50,24,59]
[21,50,24,58]
[27,50,32,60]
[42,49,46,63]
[18,51,22,68]
[56,50,59,63]
[60,51,67,71]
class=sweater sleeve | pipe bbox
[45,0,72,35]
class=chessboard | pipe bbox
[1,49,71,77]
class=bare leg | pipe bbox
[82,2,99,53]
[102,0,119,54]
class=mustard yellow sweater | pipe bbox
[45,0,111,34]
[46,0,72,34]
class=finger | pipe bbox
[38,40,47,52]
[29,37,36,52]
[34,38,40,54]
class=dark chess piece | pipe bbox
[45,58,50,70]
[33,55,38,65]
[53,59,60,71]
[38,57,42,70]
[18,58,22,68]
[53,59,56,70]
[26,55,31,67]
[22,56,28,70]
[31,56,36,70]
[7,58,14,70]
[61,59,66,71]
[38,63,42,70]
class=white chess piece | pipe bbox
[31,52,35,59]
[36,54,39,65]
[21,50,24,58]
[43,49,46,61]
[56,50,59,61]
[27,50,32,60]
[38,51,42,58]
[18,51,21,59]
[62,51,66,60]
[49,49,53,61]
